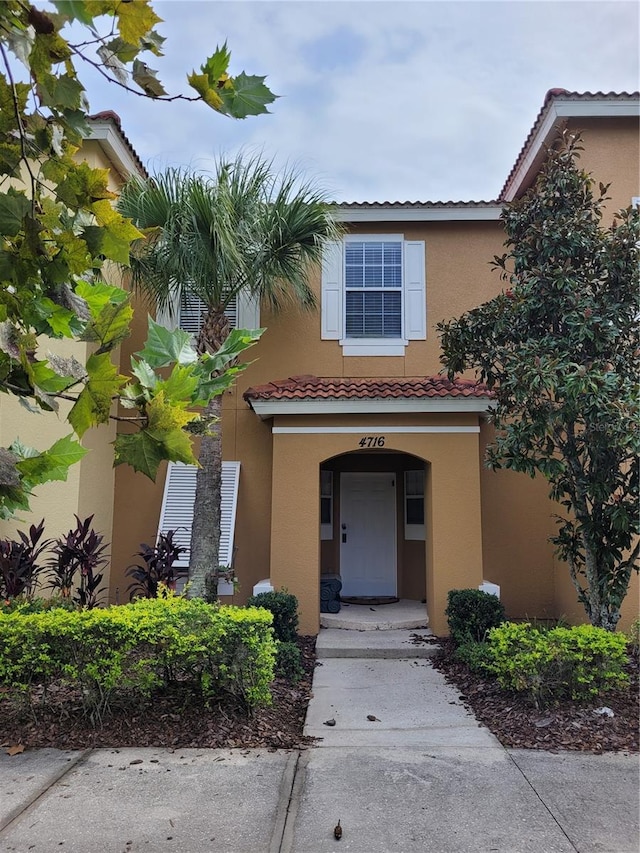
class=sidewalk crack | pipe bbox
[506,750,579,852]
[0,748,92,835]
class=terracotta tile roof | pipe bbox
[337,199,500,209]
[244,375,493,403]
[499,89,639,200]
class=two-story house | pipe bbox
[3,91,637,636]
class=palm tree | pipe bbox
[117,154,341,597]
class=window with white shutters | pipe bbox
[321,234,426,355]
[158,461,241,595]
[178,293,237,335]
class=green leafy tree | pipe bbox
[438,132,639,631]
[0,1,274,515]
[116,155,342,596]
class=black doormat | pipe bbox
[340,596,399,606]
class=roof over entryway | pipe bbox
[243,375,494,418]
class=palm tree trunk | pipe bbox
[188,394,222,599]
[188,306,230,599]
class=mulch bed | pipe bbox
[2,635,637,755]
[0,637,317,753]
[431,638,639,753]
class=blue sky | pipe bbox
[80,0,639,202]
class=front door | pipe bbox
[340,472,396,597]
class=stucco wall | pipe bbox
[267,419,484,635]
[0,139,127,596]
[108,115,639,635]
[565,117,639,218]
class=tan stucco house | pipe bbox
[2,90,638,636]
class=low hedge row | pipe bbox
[0,595,276,720]
[455,621,629,709]
[487,622,629,706]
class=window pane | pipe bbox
[405,470,424,496]
[346,291,402,338]
[345,291,364,336]
[321,497,332,525]
[345,266,363,288]
[383,242,402,264]
[384,265,402,287]
[364,243,383,265]
[345,243,364,264]
[364,265,382,287]
[406,497,424,525]
[320,470,332,497]
[381,292,401,336]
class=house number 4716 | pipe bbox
[358,436,385,448]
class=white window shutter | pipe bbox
[219,461,241,568]
[158,462,241,591]
[403,241,426,340]
[178,294,238,335]
[321,241,343,340]
[156,297,179,331]
[157,462,197,568]
[236,290,261,330]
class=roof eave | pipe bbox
[502,96,640,202]
[247,397,495,420]
[335,205,503,223]
[86,117,147,181]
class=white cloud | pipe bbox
[80,0,639,201]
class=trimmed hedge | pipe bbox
[246,589,299,642]
[487,622,629,708]
[445,588,505,646]
[0,595,276,719]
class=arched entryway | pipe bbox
[320,451,428,602]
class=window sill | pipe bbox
[340,338,408,356]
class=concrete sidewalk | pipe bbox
[0,628,638,852]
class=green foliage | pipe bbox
[116,156,342,598]
[275,640,304,683]
[246,589,299,643]
[445,589,506,646]
[628,618,640,663]
[486,622,629,708]
[438,133,640,630]
[0,594,276,721]
[453,640,494,674]
[0,2,271,514]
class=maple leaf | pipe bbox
[68,353,125,436]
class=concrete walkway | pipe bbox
[0,628,638,852]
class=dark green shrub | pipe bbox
[246,589,299,642]
[445,588,505,646]
[275,640,303,683]
[454,640,494,674]
[487,622,629,708]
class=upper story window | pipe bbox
[178,293,237,334]
[157,290,259,335]
[345,241,402,338]
[321,234,426,356]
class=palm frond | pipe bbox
[116,152,343,329]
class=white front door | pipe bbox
[340,472,396,597]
